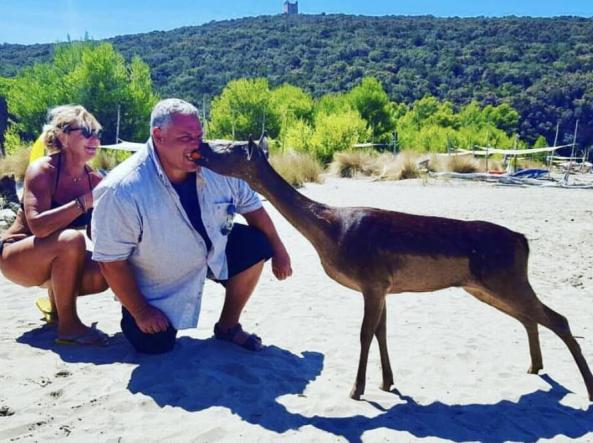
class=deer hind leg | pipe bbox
[531,300,593,401]
[463,285,543,374]
[375,304,394,392]
[469,281,593,401]
[523,321,543,374]
[351,291,387,400]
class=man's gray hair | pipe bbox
[150,98,200,129]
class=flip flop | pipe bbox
[35,296,58,324]
[55,325,109,347]
[213,322,263,352]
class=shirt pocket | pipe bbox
[213,202,236,236]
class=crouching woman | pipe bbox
[0,105,108,345]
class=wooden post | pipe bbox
[201,94,208,137]
[0,96,7,158]
[548,121,560,171]
[115,104,121,144]
[564,120,579,184]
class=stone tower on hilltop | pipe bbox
[283,1,298,15]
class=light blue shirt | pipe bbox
[91,140,262,329]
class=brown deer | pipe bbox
[194,138,593,402]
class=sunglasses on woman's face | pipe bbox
[65,126,102,139]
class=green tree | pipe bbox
[483,102,519,135]
[281,119,314,153]
[345,77,395,142]
[269,83,314,124]
[533,135,548,148]
[6,42,158,144]
[270,84,314,150]
[209,78,279,139]
[310,110,370,162]
[314,93,351,118]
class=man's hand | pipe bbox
[134,305,170,334]
[272,247,292,280]
[242,207,293,281]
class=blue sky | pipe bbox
[1,0,592,45]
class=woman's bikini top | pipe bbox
[21,153,93,229]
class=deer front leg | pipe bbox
[375,304,394,392]
[351,292,386,400]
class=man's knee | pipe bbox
[123,331,176,354]
[120,308,177,354]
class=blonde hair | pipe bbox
[41,105,102,152]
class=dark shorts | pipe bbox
[120,223,273,354]
[209,222,274,284]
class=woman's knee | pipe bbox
[55,229,86,258]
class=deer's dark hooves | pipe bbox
[350,386,364,400]
[380,382,393,392]
[527,365,542,374]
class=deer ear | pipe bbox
[258,134,269,159]
[247,135,257,160]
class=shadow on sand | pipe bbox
[18,326,593,442]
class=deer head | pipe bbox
[195,135,269,182]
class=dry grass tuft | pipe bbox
[328,150,379,178]
[270,150,323,188]
[0,147,32,181]
[484,159,506,173]
[375,151,422,180]
[444,155,482,173]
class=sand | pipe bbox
[1,177,592,442]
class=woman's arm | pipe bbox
[23,160,91,238]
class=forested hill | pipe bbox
[1,14,592,145]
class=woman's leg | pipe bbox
[42,252,109,320]
[79,252,109,295]
[1,230,100,338]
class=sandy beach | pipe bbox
[1,177,592,442]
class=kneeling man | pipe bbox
[92,98,292,354]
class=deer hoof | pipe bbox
[527,365,542,374]
[350,385,364,400]
[380,382,393,392]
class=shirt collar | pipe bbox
[147,138,205,187]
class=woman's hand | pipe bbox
[81,191,94,210]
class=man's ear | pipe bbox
[152,127,163,145]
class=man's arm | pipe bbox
[99,260,170,333]
[242,207,292,280]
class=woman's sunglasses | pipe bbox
[65,126,102,139]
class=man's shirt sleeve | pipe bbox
[92,187,142,262]
[232,178,262,214]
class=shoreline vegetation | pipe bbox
[1,16,591,226]
[1,15,592,151]
[1,15,592,169]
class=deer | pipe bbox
[193,138,593,402]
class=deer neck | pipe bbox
[249,161,334,249]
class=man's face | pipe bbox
[152,113,203,181]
